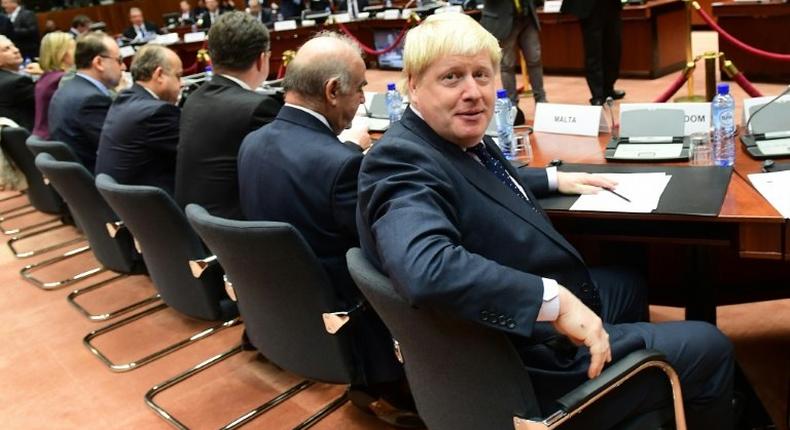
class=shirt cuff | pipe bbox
[537,277,560,322]
[546,166,558,192]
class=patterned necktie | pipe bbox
[468,142,530,204]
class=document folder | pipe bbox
[606,108,690,162]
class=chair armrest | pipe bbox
[189,255,218,278]
[105,221,125,238]
[514,349,686,430]
[322,301,365,334]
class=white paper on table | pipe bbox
[747,170,790,219]
[570,173,672,213]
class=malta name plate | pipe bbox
[533,103,605,137]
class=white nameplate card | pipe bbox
[154,32,180,45]
[542,0,562,13]
[183,31,206,43]
[435,5,463,14]
[620,102,710,135]
[301,19,316,26]
[743,95,790,130]
[273,20,298,31]
[398,9,413,19]
[357,11,370,19]
[333,13,351,23]
[533,103,607,137]
[119,45,136,58]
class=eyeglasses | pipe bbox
[99,54,124,65]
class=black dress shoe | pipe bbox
[609,89,626,100]
[590,97,605,106]
[348,387,425,429]
[514,106,526,126]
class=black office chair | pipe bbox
[33,153,159,322]
[345,248,687,430]
[146,204,359,429]
[90,174,241,372]
[0,128,83,258]
[26,135,81,163]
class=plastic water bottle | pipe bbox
[204,65,213,81]
[495,88,515,159]
[385,82,403,124]
[711,83,736,167]
[18,57,31,76]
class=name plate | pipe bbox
[533,103,605,137]
[183,31,206,43]
[154,32,180,45]
[620,102,710,135]
[273,20,298,31]
[333,13,351,23]
[542,0,562,13]
[382,9,401,19]
[435,5,463,14]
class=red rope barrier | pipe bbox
[653,69,691,103]
[732,72,763,97]
[337,20,411,56]
[277,63,286,79]
[693,2,790,61]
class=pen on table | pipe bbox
[605,188,631,203]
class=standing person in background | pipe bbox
[480,0,546,125]
[561,0,625,105]
[1,0,39,60]
[0,34,34,130]
[33,32,75,139]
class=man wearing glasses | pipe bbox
[49,31,126,172]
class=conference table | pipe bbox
[521,128,787,323]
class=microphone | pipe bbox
[744,84,790,137]
[604,96,617,139]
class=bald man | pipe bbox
[237,33,421,428]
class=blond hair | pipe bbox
[402,13,501,86]
[39,32,75,72]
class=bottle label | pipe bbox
[718,109,734,129]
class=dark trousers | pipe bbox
[580,0,622,101]
[522,267,735,430]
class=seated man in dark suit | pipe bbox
[197,0,223,29]
[0,35,34,130]
[0,13,13,39]
[122,7,162,42]
[2,0,39,59]
[176,11,282,219]
[96,45,182,194]
[49,31,126,172]
[357,13,735,430]
[238,33,421,427]
[247,0,273,26]
[177,0,196,25]
[68,15,92,39]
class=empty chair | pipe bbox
[346,248,686,430]
[32,153,159,321]
[91,174,240,372]
[146,204,361,429]
[0,127,83,258]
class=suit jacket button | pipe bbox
[581,283,591,294]
[507,322,516,329]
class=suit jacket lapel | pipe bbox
[400,108,584,263]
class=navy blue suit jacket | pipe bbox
[238,106,401,384]
[0,69,34,131]
[176,74,282,219]
[48,74,112,172]
[96,84,180,194]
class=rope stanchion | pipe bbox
[654,60,697,103]
[692,1,790,61]
[277,50,296,80]
[721,59,764,98]
[336,17,413,56]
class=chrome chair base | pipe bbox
[0,205,36,224]
[84,307,242,372]
[7,223,84,258]
[145,343,315,430]
[20,245,105,290]
[2,215,61,235]
[66,273,163,321]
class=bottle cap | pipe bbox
[387,82,396,91]
[716,83,729,95]
[496,89,508,99]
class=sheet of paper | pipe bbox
[748,170,790,219]
[612,143,684,160]
[755,138,790,156]
[570,173,672,213]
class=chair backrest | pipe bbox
[0,127,65,215]
[186,204,355,384]
[96,174,236,321]
[25,135,79,162]
[346,248,541,430]
[34,153,142,274]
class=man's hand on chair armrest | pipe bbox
[551,286,612,379]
